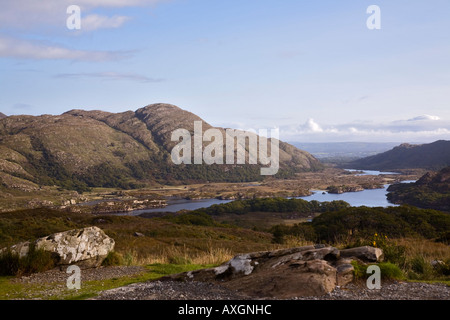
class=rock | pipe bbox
[133,232,145,237]
[162,245,383,298]
[2,226,115,269]
[336,263,354,286]
[340,246,384,262]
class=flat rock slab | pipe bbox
[162,245,384,299]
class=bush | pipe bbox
[101,251,124,266]
[378,262,404,280]
[0,245,57,276]
[351,261,404,281]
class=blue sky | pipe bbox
[1,0,450,143]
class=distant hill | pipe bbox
[0,113,6,119]
[292,142,400,159]
[387,166,450,212]
[0,103,322,192]
[347,140,450,170]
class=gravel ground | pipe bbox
[9,266,145,299]
[93,280,250,300]
[296,281,450,300]
[13,266,145,285]
[94,278,450,300]
[10,266,450,300]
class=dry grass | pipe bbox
[119,243,235,266]
[395,238,450,262]
[282,236,315,248]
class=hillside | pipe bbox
[0,113,6,119]
[347,140,450,171]
[387,166,450,212]
[0,104,322,192]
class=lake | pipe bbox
[124,169,412,215]
[130,198,233,215]
[297,184,396,207]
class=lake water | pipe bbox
[295,169,405,207]
[130,198,233,215]
[297,184,396,207]
[344,169,399,176]
[124,169,412,215]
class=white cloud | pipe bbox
[408,114,440,121]
[282,116,450,143]
[0,0,167,30]
[82,14,131,31]
[0,37,130,61]
[299,118,323,133]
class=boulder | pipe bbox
[340,246,384,262]
[163,245,383,298]
[3,226,115,269]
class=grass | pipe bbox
[115,244,235,266]
[0,245,57,276]
[352,261,405,281]
[0,263,217,300]
[1,207,449,300]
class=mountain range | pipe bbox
[0,104,322,192]
[347,140,450,171]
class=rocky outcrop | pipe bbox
[163,245,383,298]
[340,246,383,262]
[2,227,115,268]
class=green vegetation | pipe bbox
[268,205,450,244]
[387,166,450,212]
[0,105,323,193]
[266,205,450,283]
[191,197,350,216]
[0,263,216,300]
[0,208,278,266]
[352,261,404,281]
[0,244,57,276]
[348,140,450,171]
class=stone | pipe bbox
[161,245,383,299]
[134,232,145,237]
[340,246,384,262]
[2,226,115,269]
[336,263,354,286]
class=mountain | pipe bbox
[0,113,6,119]
[0,103,322,192]
[387,166,450,212]
[347,140,450,171]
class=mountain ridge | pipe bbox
[347,140,450,170]
[0,104,322,192]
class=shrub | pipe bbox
[101,251,124,266]
[378,262,404,280]
[0,245,56,276]
[351,261,404,281]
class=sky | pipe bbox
[1,0,450,143]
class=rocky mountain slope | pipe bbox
[347,140,450,171]
[0,104,322,192]
[0,113,6,119]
